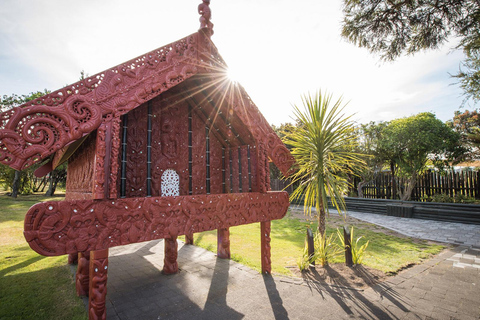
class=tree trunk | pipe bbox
[45,174,57,196]
[357,180,366,198]
[317,203,326,237]
[11,170,21,198]
[390,161,397,200]
[401,175,417,201]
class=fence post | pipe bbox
[344,226,353,267]
[307,228,315,265]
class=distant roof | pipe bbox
[0,30,294,176]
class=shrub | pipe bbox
[337,226,370,265]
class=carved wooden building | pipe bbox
[0,4,294,320]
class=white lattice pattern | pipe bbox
[161,169,180,197]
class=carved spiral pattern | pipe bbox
[0,33,210,170]
[24,192,289,256]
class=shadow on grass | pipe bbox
[0,255,45,278]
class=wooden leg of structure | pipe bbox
[76,251,90,296]
[88,249,109,320]
[68,252,78,264]
[163,237,178,274]
[261,221,272,274]
[185,233,194,245]
[217,227,231,259]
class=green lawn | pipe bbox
[186,212,445,276]
[0,193,87,320]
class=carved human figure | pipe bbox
[89,249,109,320]
[198,0,214,31]
[76,251,90,296]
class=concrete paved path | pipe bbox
[347,211,480,248]
[98,209,480,320]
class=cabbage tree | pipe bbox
[285,91,363,236]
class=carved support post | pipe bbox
[76,251,90,296]
[163,237,178,274]
[217,228,231,259]
[88,249,109,320]
[185,233,194,245]
[68,252,78,264]
[261,221,272,274]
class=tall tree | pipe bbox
[382,112,463,200]
[285,91,364,236]
[448,109,480,159]
[341,0,480,104]
[353,122,387,198]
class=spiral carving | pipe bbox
[24,191,289,257]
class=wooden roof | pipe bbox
[0,30,294,176]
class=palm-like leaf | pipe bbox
[285,91,364,235]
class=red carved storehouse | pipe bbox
[0,4,294,320]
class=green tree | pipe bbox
[448,109,480,159]
[285,91,364,236]
[353,122,387,198]
[341,0,480,104]
[382,112,463,200]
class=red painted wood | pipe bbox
[88,249,108,320]
[192,111,206,194]
[65,134,96,201]
[217,228,230,259]
[24,192,289,256]
[163,237,178,274]
[125,105,148,198]
[261,221,271,274]
[76,251,90,296]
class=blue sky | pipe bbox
[0,0,468,125]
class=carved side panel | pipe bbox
[240,146,250,192]
[249,145,258,192]
[109,116,121,199]
[191,111,206,194]
[93,122,107,199]
[150,96,189,196]
[24,192,290,256]
[230,147,239,193]
[224,148,231,193]
[65,134,96,201]
[88,249,108,320]
[125,104,148,198]
[209,131,223,194]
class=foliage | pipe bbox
[429,193,478,204]
[285,90,364,236]
[353,122,388,197]
[337,226,370,265]
[0,192,87,320]
[190,212,445,275]
[297,240,312,272]
[341,0,480,104]
[448,109,480,159]
[381,113,463,200]
[313,231,342,267]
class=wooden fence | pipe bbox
[355,171,480,201]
